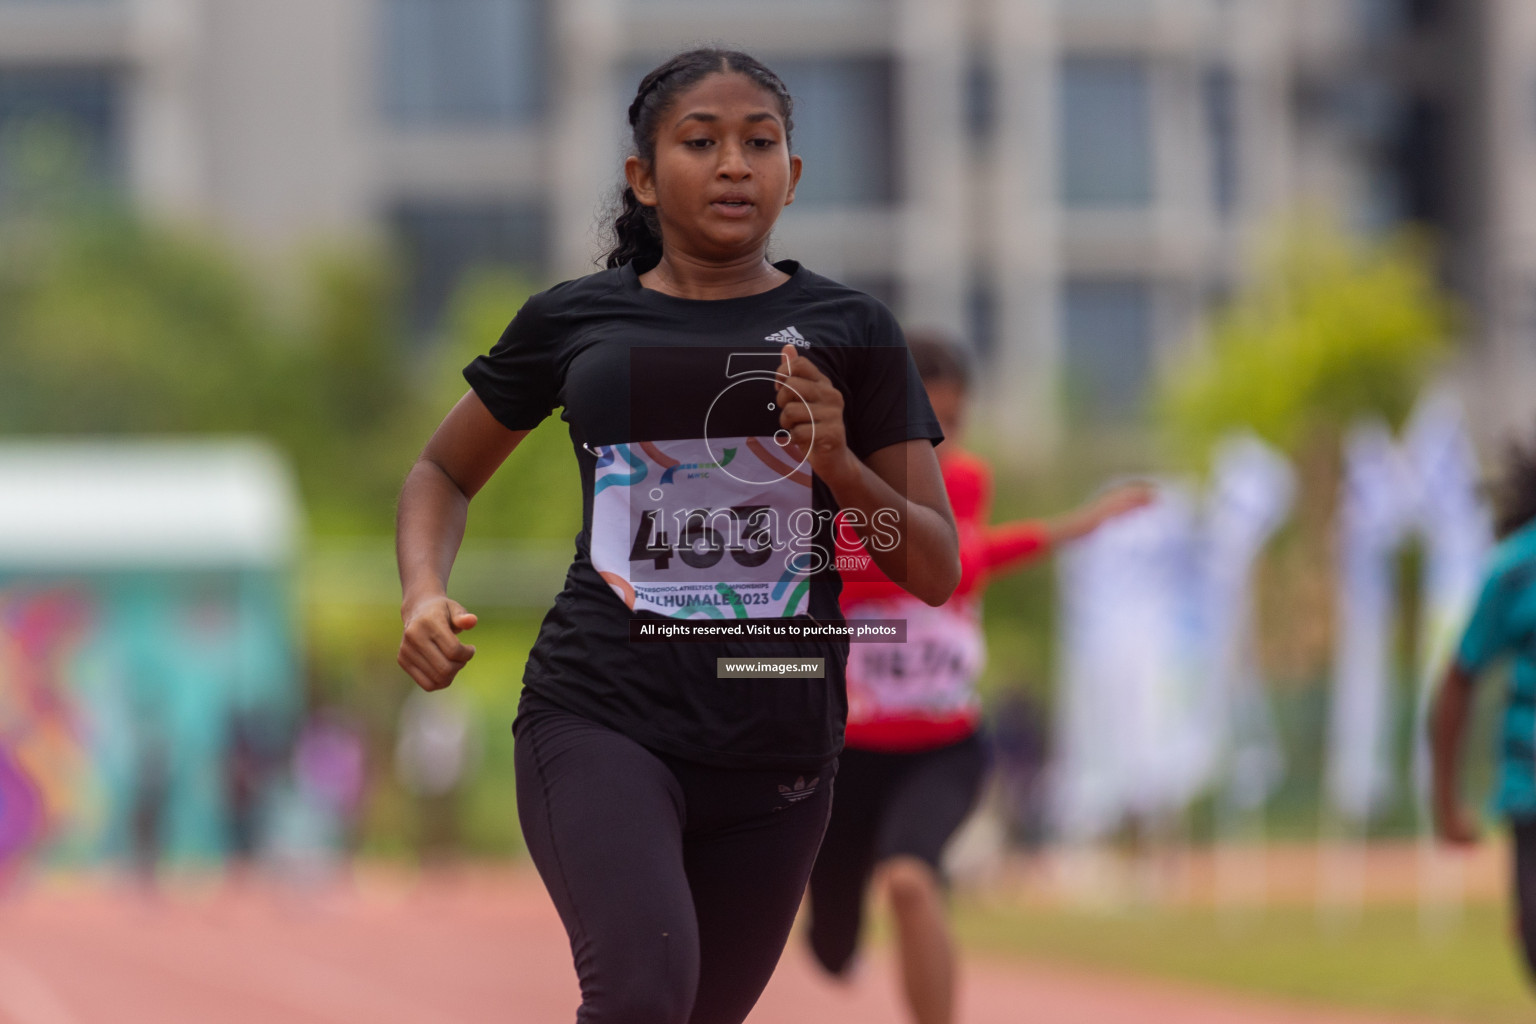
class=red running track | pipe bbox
[0,867,1447,1024]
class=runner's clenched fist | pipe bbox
[398,595,477,691]
[775,344,856,486]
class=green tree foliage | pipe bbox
[0,213,278,434]
[280,250,420,533]
[1159,217,1456,463]
[434,267,583,544]
[0,208,578,538]
[0,205,582,856]
[1157,217,1460,691]
[0,210,413,530]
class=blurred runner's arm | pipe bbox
[1430,661,1479,845]
[847,440,959,606]
[1042,481,1156,547]
[837,464,1153,602]
[973,481,1154,585]
[980,523,1050,576]
[397,391,529,692]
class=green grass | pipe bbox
[949,897,1532,1022]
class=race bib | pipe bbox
[590,436,818,619]
[845,597,985,720]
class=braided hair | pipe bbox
[604,49,795,271]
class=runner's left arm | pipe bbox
[1430,661,1478,845]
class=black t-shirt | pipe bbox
[464,260,942,769]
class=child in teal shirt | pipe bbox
[1432,434,1536,977]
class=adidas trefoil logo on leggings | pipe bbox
[778,775,818,803]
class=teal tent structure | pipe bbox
[0,440,302,868]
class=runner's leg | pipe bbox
[682,758,836,1024]
[1512,816,1536,980]
[881,857,954,1024]
[875,734,990,1024]
[515,704,698,1024]
[805,747,891,976]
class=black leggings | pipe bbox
[1515,817,1536,980]
[805,734,989,976]
[513,698,835,1024]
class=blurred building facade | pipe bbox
[1,0,1529,455]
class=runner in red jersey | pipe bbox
[807,331,1151,1024]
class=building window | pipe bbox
[1394,96,1442,227]
[966,285,997,364]
[381,0,544,127]
[1061,279,1153,419]
[1333,78,1401,230]
[1204,65,1238,217]
[1354,0,1440,40]
[774,58,897,206]
[392,202,546,335]
[1354,0,1404,38]
[965,58,994,145]
[0,68,122,206]
[1058,57,1154,208]
[1065,0,1154,17]
[1334,79,1443,232]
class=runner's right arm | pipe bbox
[397,390,530,692]
[1431,560,1520,846]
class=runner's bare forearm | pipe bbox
[820,443,959,607]
[396,458,472,616]
[396,395,529,616]
[1430,663,1475,839]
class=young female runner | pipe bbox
[1431,428,1536,981]
[807,332,1150,1024]
[395,49,960,1024]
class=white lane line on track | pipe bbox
[0,951,81,1024]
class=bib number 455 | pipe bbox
[630,505,774,571]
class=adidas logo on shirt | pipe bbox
[764,326,810,348]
